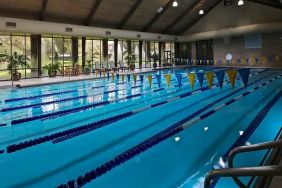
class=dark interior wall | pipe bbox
[213,32,282,66]
[196,40,213,60]
[174,42,192,59]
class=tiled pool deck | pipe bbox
[0,68,159,88]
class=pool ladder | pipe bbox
[204,139,282,188]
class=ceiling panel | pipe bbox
[123,0,170,31]
[148,0,198,33]
[169,0,215,34]
[91,0,136,28]
[46,0,94,20]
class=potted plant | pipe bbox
[123,51,136,70]
[151,51,159,68]
[6,51,30,81]
[84,52,99,74]
[42,61,61,77]
[84,60,91,75]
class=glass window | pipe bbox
[41,37,52,76]
[0,35,11,80]
[53,37,63,75]
[63,38,72,67]
[117,40,123,65]
[132,41,139,68]
[108,40,114,64]
[93,40,101,68]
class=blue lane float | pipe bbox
[7,71,265,125]
[56,75,281,188]
[0,124,6,127]
[10,94,141,125]
[6,72,272,154]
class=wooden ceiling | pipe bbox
[0,0,280,35]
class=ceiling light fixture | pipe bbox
[172,0,178,7]
[199,9,204,15]
[238,0,244,6]
[157,7,163,13]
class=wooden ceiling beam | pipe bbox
[39,0,48,21]
[142,0,174,32]
[85,0,102,26]
[116,0,144,29]
[162,0,200,34]
[177,0,222,35]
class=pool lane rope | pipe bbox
[6,72,272,153]
[51,71,270,144]
[4,70,263,125]
[55,74,281,188]
[0,85,143,112]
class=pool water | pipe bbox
[0,67,281,188]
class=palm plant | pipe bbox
[85,51,99,74]
[4,51,30,80]
[42,61,61,77]
[123,51,137,70]
[151,51,159,68]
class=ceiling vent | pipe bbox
[6,22,16,28]
[65,27,73,32]
[105,31,111,35]
[137,34,141,38]
[158,36,161,40]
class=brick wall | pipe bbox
[213,33,282,67]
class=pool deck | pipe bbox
[0,68,159,88]
[1,65,279,89]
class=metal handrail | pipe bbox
[228,139,282,187]
[204,139,282,188]
[204,165,282,188]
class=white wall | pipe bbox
[0,17,176,42]
[186,1,282,35]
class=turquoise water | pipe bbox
[0,67,281,188]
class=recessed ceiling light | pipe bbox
[238,0,244,6]
[157,7,163,13]
[239,131,244,135]
[199,9,204,15]
[204,127,209,131]
[172,1,178,7]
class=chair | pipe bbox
[109,61,119,72]
[64,66,73,77]
[74,65,82,76]
[119,61,129,71]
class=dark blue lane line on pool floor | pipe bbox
[55,75,281,188]
[210,90,282,188]
[7,71,263,125]
[5,73,274,155]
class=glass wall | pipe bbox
[108,40,114,65]
[132,41,139,68]
[0,34,36,80]
[41,36,73,76]
[0,34,11,80]
[0,32,175,81]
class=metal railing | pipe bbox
[204,139,282,188]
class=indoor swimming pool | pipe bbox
[0,67,281,188]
